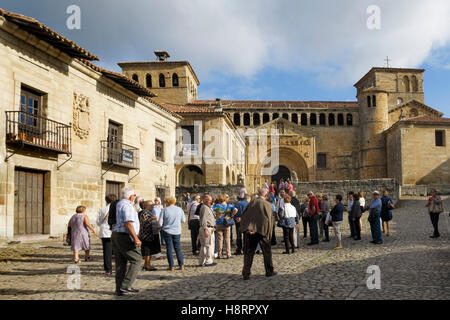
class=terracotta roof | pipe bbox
[160,102,223,114]
[118,61,200,85]
[0,8,98,61]
[400,115,450,125]
[80,59,156,97]
[188,100,358,110]
[389,99,443,117]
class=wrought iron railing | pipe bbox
[5,111,71,154]
[181,144,199,156]
[101,140,139,169]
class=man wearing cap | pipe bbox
[366,191,383,244]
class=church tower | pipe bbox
[118,51,199,105]
[354,67,426,179]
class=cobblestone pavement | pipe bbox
[0,197,449,300]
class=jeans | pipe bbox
[160,230,165,245]
[188,219,201,253]
[111,232,142,292]
[429,212,440,236]
[242,232,274,278]
[163,232,184,267]
[348,213,356,237]
[235,222,243,253]
[282,227,295,252]
[101,237,113,273]
[302,216,308,237]
[369,214,383,243]
[308,215,319,244]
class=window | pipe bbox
[263,113,270,124]
[435,130,445,147]
[159,73,165,87]
[282,113,289,120]
[317,153,327,169]
[397,97,403,105]
[337,113,344,126]
[233,113,240,126]
[310,114,317,125]
[181,126,198,145]
[403,76,410,92]
[328,113,335,126]
[146,74,152,88]
[20,88,42,127]
[412,75,418,92]
[372,95,377,107]
[273,113,279,120]
[155,139,164,161]
[346,113,353,126]
[291,113,298,124]
[301,113,307,125]
[132,74,139,82]
[243,113,250,126]
[367,96,371,108]
[253,113,260,126]
[319,113,326,125]
[172,73,179,87]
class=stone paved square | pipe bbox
[0,197,449,300]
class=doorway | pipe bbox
[271,165,291,186]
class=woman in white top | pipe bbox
[280,195,299,254]
[96,194,118,275]
[358,192,365,231]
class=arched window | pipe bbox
[243,113,250,126]
[397,97,403,105]
[367,96,371,107]
[372,95,377,107]
[310,113,317,125]
[233,113,240,126]
[412,75,418,92]
[253,113,261,126]
[132,74,139,82]
[172,73,179,87]
[301,113,308,125]
[328,113,335,126]
[346,113,353,126]
[273,113,279,120]
[146,74,152,88]
[409,108,418,118]
[282,113,289,120]
[337,113,344,126]
[159,73,165,87]
[319,113,326,125]
[291,113,298,124]
[403,76,410,92]
[263,113,270,123]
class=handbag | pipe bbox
[324,212,332,226]
[222,216,235,227]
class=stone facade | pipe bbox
[0,13,179,238]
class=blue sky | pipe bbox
[1,0,449,116]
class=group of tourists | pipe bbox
[66,183,445,295]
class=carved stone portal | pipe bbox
[72,92,90,139]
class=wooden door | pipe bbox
[14,170,44,235]
[107,122,121,163]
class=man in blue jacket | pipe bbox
[233,194,251,255]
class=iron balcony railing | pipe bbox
[181,144,199,156]
[101,140,139,169]
[5,111,71,154]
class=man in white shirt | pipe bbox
[97,194,118,276]
[111,186,142,296]
[188,195,201,255]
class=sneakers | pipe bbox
[167,267,175,271]
[333,245,343,250]
[178,265,185,270]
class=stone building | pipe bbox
[0,9,180,238]
[120,53,449,192]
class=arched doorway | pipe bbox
[178,165,205,186]
[271,165,291,186]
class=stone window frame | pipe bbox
[159,73,166,88]
[435,130,445,147]
[317,153,327,169]
[132,74,139,82]
[155,139,165,162]
[146,74,152,88]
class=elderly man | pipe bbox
[288,190,301,248]
[240,189,277,280]
[198,194,217,267]
[233,194,251,255]
[188,194,202,255]
[111,186,142,296]
[307,191,320,245]
[367,191,383,244]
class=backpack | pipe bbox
[108,200,119,230]
[194,202,203,217]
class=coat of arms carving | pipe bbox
[72,92,90,139]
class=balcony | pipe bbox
[181,144,199,156]
[101,140,139,169]
[5,111,71,154]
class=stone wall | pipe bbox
[400,184,450,196]
[176,184,245,210]
[291,178,400,204]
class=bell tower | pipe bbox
[118,51,200,105]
